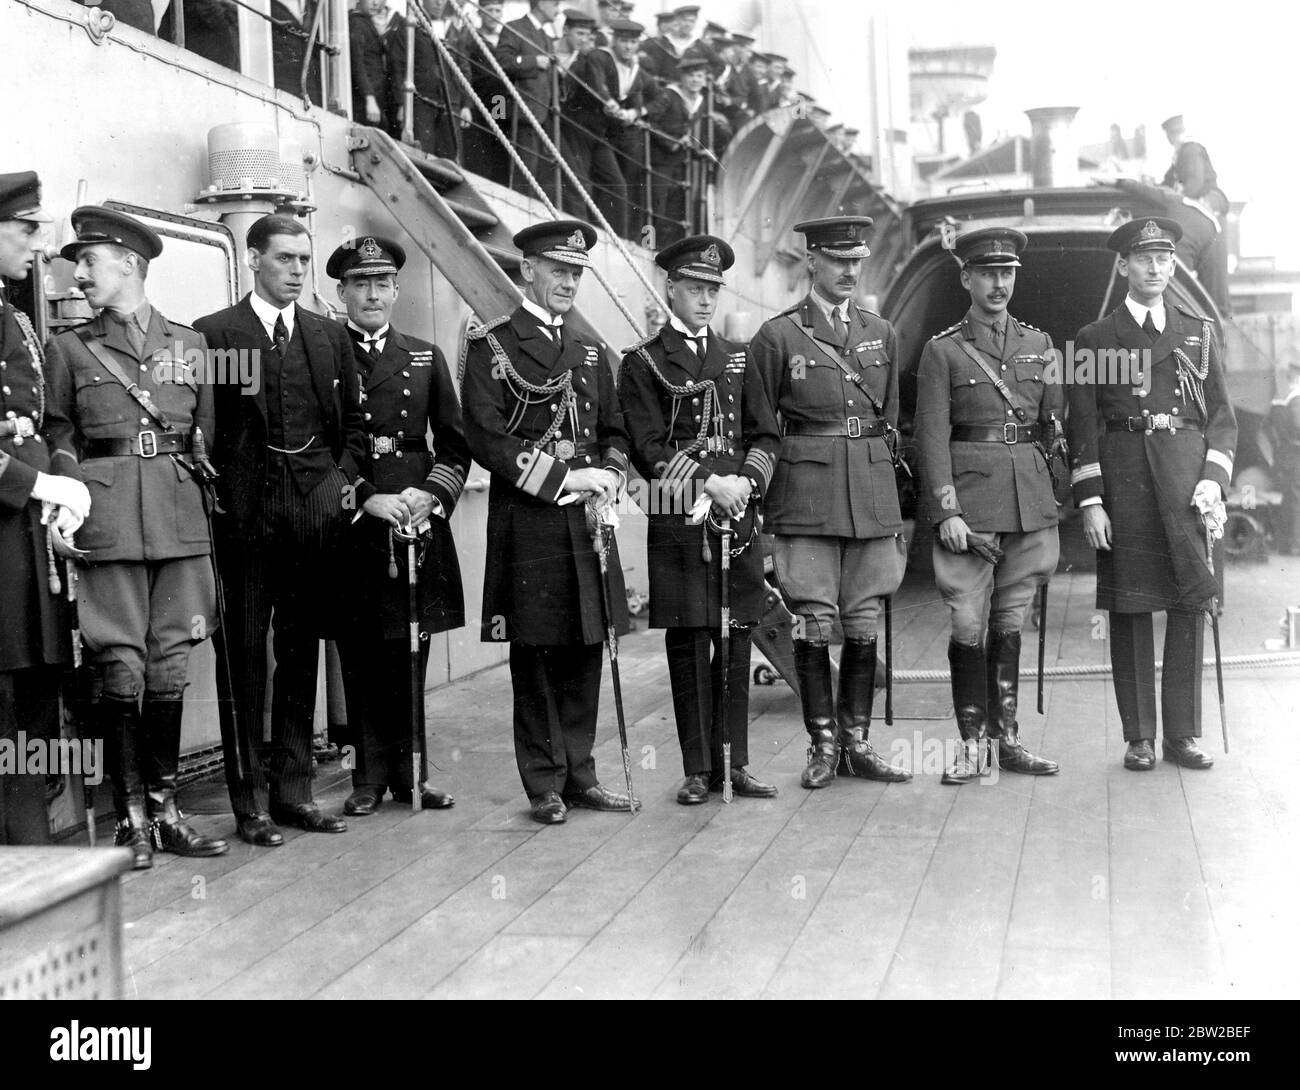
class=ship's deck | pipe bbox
[117,555,1299,1001]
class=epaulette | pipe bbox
[167,318,199,335]
[854,303,882,319]
[1173,301,1211,323]
[1017,318,1044,334]
[930,321,962,341]
[621,331,659,354]
[466,314,509,339]
[776,301,804,318]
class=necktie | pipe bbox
[125,318,146,358]
[365,337,382,360]
[991,322,1005,353]
[1142,311,1159,339]
[687,334,705,356]
[832,309,848,348]
[273,314,289,357]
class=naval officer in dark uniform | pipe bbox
[618,235,780,804]
[326,235,469,815]
[748,216,912,790]
[914,227,1061,784]
[47,207,228,867]
[0,172,88,846]
[460,219,634,825]
[194,214,368,844]
[1068,216,1237,772]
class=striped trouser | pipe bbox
[213,457,348,815]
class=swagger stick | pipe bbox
[1203,521,1229,753]
[1037,583,1048,715]
[719,515,733,803]
[589,507,637,812]
[884,595,894,726]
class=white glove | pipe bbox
[688,491,712,525]
[31,472,91,521]
[54,504,84,537]
[1191,480,1227,542]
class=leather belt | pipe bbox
[1106,414,1202,434]
[0,416,37,440]
[541,439,590,460]
[785,417,887,439]
[84,431,192,458]
[951,423,1041,445]
[368,435,428,457]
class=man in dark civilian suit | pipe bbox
[194,214,368,845]
[561,10,628,235]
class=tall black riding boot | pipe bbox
[143,694,229,857]
[836,638,911,782]
[987,631,1059,775]
[102,695,152,869]
[942,641,989,785]
[794,640,837,789]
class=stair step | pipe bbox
[409,152,466,191]
[444,198,499,231]
[482,242,521,269]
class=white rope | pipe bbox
[873,652,1300,684]
[416,1,662,338]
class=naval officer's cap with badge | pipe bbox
[513,219,598,268]
[60,205,163,262]
[325,235,406,280]
[954,225,1028,267]
[793,216,873,259]
[0,171,53,223]
[1108,216,1182,255]
[655,234,735,284]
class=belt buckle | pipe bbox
[1003,422,1019,444]
[1152,413,1173,433]
[846,416,862,439]
[373,436,395,455]
[14,416,35,440]
[554,439,576,461]
[137,430,158,458]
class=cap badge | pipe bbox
[361,237,379,259]
[1140,219,1161,240]
[566,230,586,249]
[991,238,1004,254]
[846,225,858,241]
[702,243,721,266]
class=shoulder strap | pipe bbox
[952,336,1028,422]
[74,327,175,432]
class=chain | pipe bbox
[635,345,718,458]
[485,329,575,448]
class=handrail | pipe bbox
[418,0,665,339]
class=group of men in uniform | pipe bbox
[1,163,1237,848]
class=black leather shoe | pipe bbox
[711,767,778,798]
[344,787,383,816]
[391,785,456,809]
[563,783,638,812]
[1123,740,1156,772]
[115,800,154,871]
[677,773,710,805]
[270,803,347,833]
[237,812,285,847]
[150,797,229,857]
[530,791,566,824]
[997,734,1060,776]
[1162,737,1214,770]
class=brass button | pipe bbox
[400,410,408,418]
[395,451,403,459]
[403,389,411,397]
[727,430,734,438]
[1,386,8,395]
[727,412,735,421]
[584,401,591,410]
[397,430,405,438]
[141,417,150,426]
[139,364,147,372]
[364,412,373,421]
[1171,406,1180,415]
[728,394,734,403]
[583,428,590,437]
[969,379,976,385]
[1137,388,1149,398]
[847,400,855,406]
[402,370,410,378]
[584,455,593,464]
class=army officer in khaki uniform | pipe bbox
[914,227,1061,784]
[748,216,912,791]
[48,207,227,868]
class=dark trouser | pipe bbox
[651,152,688,247]
[612,129,650,244]
[508,641,603,801]
[1109,609,1204,742]
[0,666,58,845]
[561,124,627,236]
[337,634,431,792]
[214,461,346,816]
[664,626,751,777]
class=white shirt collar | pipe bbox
[668,313,707,341]
[1125,295,1166,332]
[810,288,850,325]
[347,319,390,348]
[521,297,564,330]
[527,12,555,36]
[249,292,295,340]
